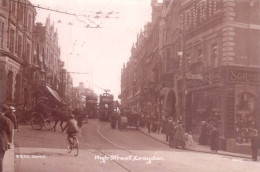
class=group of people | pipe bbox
[163,119,186,149]
[199,121,220,152]
[142,116,187,149]
[0,104,18,172]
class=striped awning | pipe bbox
[46,85,67,105]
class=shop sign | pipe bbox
[228,69,260,84]
[186,71,221,88]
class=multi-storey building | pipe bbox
[34,16,60,90]
[0,0,36,106]
[121,0,260,153]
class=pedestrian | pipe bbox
[3,106,18,148]
[161,116,167,134]
[199,121,207,145]
[169,121,176,148]
[0,106,12,172]
[146,116,151,133]
[251,129,260,161]
[174,121,186,149]
[210,125,219,152]
[165,119,172,142]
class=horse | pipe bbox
[50,109,69,132]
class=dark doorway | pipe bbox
[166,90,176,120]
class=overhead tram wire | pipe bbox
[11,0,119,18]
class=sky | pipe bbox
[30,0,152,100]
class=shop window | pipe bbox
[235,93,256,144]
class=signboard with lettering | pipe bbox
[186,70,221,88]
[101,97,113,102]
[228,69,260,84]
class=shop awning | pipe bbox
[46,85,67,105]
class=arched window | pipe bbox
[6,71,13,102]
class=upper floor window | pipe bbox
[0,21,4,48]
[26,43,31,63]
[11,1,16,16]
[9,29,15,53]
[2,0,7,6]
[17,35,22,57]
[210,42,218,68]
[28,14,32,31]
[18,4,24,23]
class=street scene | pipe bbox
[1,0,260,172]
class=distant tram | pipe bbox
[99,90,114,121]
[85,94,98,119]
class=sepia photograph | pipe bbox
[0,0,260,171]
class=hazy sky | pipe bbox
[30,0,152,100]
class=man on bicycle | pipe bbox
[62,114,79,149]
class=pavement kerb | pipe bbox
[3,145,15,172]
[137,128,253,160]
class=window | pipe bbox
[0,21,4,48]
[6,71,13,102]
[2,0,7,6]
[17,35,22,57]
[211,43,218,68]
[28,14,32,31]
[18,4,24,22]
[11,1,16,15]
[26,43,30,63]
[9,29,15,53]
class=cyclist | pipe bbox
[62,114,79,149]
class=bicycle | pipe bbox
[66,133,79,156]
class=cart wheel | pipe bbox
[30,113,44,130]
[44,115,55,130]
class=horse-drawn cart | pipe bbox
[30,85,69,131]
[30,97,56,130]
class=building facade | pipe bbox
[0,0,36,106]
[0,0,72,110]
[120,0,260,153]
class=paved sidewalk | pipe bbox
[3,146,15,172]
[138,127,259,160]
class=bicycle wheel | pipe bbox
[66,138,72,153]
[72,137,79,156]
[44,115,55,130]
[30,113,44,130]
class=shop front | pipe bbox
[185,66,260,154]
[0,56,23,104]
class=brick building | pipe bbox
[0,0,36,106]
[120,0,260,154]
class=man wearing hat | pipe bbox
[0,105,12,172]
[3,106,17,148]
[62,114,79,149]
[251,129,260,161]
